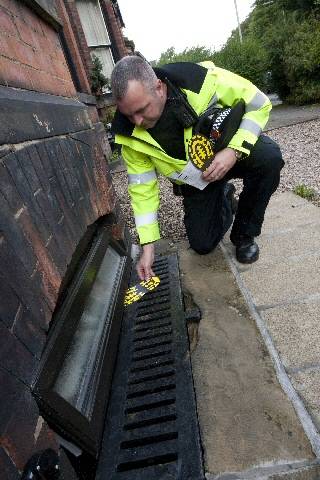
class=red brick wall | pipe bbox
[101,0,128,59]
[0,0,76,97]
[63,0,94,83]
[55,0,92,94]
[0,118,118,477]
[0,2,123,477]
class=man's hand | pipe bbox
[202,147,237,182]
[136,243,155,281]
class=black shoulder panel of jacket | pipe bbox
[111,109,135,136]
[153,62,207,94]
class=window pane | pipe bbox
[76,0,111,46]
[54,246,124,416]
[91,47,114,81]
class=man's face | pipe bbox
[117,79,167,129]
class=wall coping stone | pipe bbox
[0,86,92,146]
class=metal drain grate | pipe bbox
[96,254,204,480]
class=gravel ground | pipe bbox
[111,119,320,242]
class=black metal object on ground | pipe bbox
[96,254,204,480]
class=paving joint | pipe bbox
[220,240,320,457]
[206,459,320,480]
[261,221,320,238]
[287,364,320,375]
[257,293,320,311]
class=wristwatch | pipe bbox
[232,149,243,160]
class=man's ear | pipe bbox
[156,79,166,98]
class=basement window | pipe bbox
[33,224,131,457]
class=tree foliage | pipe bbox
[155,0,320,104]
[157,46,214,66]
[90,55,110,96]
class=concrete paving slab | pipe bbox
[266,105,320,131]
[261,302,320,370]
[261,192,320,234]
[178,245,314,478]
[234,252,320,308]
[268,463,320,480]
[258,224,320,264]
[205,461,320,480]
[224,222,320,266]
[290,371,320,434]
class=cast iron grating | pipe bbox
[96,254,204,480]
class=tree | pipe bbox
[156,46,214,66]
[212,36,269,91]
[90,55,110,95]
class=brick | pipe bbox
[64,0,93,78]
[71,138,100,218]
[38,142,78,249]
[0,7,18,36]
[0,191,38,277]
[0,34,19,62]
[41,21,60,47]
[0,55,32,90]
[63,80,77,97]
[51,0,91,93]
[1,387,40,470]
[14,16,38,47]
[0,320,38,385]
[58,140,87,226]
[87,105,99,124]
[36,31,56,56]
[0,0,21,17]
[0,233,50,329]
[0,156,24,211]
[5,150,52,245]
[12,306,47,360]
[35,70,71,97]
[62,139,95,224]
[15,212,61,310]
[25,146,70,272]
[20,7,46,37]
[50,56,72,82]
[0,33,36,68]
[0,370,24,439]
[0,277,20,329]
[0,448,19,480]
[45,141,76,210]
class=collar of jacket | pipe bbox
[111,62,208,138]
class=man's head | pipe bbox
[111,56,167,129]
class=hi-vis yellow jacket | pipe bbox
[112,61,271,245]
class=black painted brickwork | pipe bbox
[0,86,118,478]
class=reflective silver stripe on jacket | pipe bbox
[128,170,157,185]
[135,211,158,227]
[246,91,268,113]
[239,118,262,137]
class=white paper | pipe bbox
[170,160,209,190]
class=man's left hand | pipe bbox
[202,147,237,182]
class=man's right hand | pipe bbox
[136,243,155,281]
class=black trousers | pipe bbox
[181,134,284,255]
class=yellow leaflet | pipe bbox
[124,276,161,306]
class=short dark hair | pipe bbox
[111,56,158,100]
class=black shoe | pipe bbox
[230,233,259,264]
[224,183,238,214]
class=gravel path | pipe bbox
[111,119,320,242]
